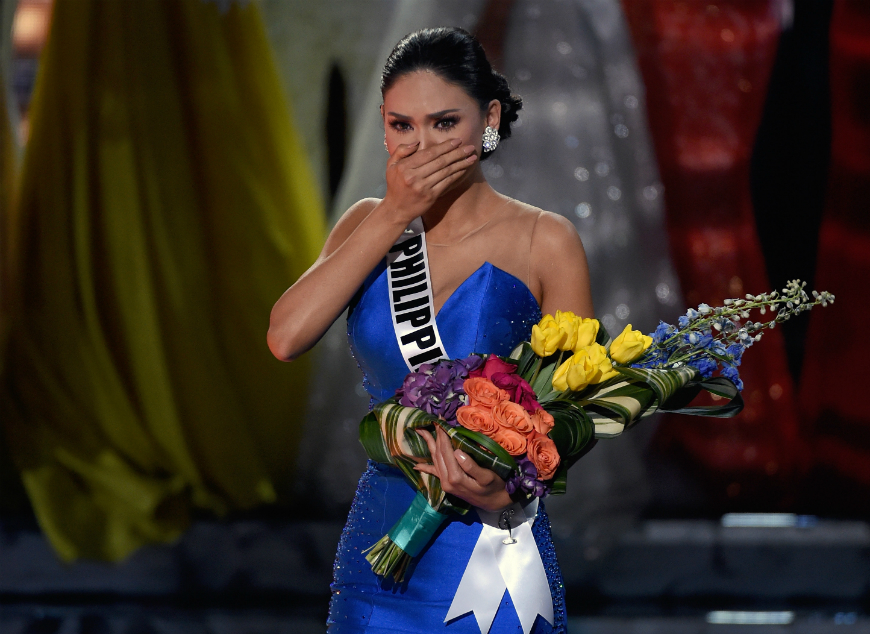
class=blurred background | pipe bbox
[1,0,868,632]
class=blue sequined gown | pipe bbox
[328,260,567,633]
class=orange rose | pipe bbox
[455,405,499,437]
[527,433,560,480]
[492,400,534,434]
[463,377,509,409]
[491,426,528,456]
[531,409,555,435]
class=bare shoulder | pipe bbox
[322,197,381,257]
[498,200,584,254]
[333,197,381,234]
[518,207,592,316]
[534,210,584,249]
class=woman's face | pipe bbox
[382,70,498,158]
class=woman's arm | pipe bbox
[267,138,478,361]
[267,197,405,361]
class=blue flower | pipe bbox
[695,333,714,349]
[688,357,717,379]
[725,344,744,366]
[652,321,673,344]
[685,308,699,321]
[721,366,744,391]
[678,315,690,328]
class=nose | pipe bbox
[416,128,438,151]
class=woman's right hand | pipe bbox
[267,139,476,362]
[383,138,478,224]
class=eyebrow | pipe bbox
[386,109,461,120]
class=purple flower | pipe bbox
[458,354,485,373]
[505,457,551,498]
[395,358,475,423]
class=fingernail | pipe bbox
[463,145,475,154]
[451,138,462,147]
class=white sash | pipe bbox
[387,217,448,371]
[445,499,554,634]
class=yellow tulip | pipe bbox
[565,354,595,391]
[551,355,572,391]
[585,343,619,382]
[555,313,580,351]
[574,318,600,351]
[552,346,601,392]
[609,324,653,364]
[531,314,566,357]
[553,311,599,352]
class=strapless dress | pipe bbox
[327,260,567,633]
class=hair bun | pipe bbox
[491,71,522,142]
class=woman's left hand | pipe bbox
[414,427,513,512]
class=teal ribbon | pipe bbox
[388,491,448,557]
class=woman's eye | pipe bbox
[390,121,411,132]
[435,118,458,130]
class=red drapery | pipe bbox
[797,0,870,512]
[624,0,805,508]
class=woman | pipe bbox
[268,28,592,633]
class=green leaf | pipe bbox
[612,365,698,405]
[441,421,517,480]
[531,359,557,395]
[359,412,394,465]
[596,323,612,349]
[658,377,744,417]
[544,400,595,495]
[511,342,539,379]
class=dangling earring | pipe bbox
[384,136,389,152]
[482,126,500,152]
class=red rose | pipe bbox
[490,372,541,413]
[468,356,518,380]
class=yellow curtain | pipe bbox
[0,0,325,561]
[2,67,27,515]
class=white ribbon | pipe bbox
[387,217,448,372]
[445,498,553,634]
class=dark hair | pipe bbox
[381,27,522,160]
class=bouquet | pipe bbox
[359,280,834,582]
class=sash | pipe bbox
[445,498,553,634]
[387,217,448,371]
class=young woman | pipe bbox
[269,27,592,634]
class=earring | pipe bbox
[384,136,389,152]
[482,126,500,152]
